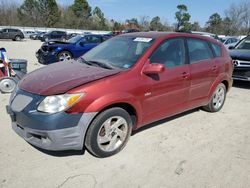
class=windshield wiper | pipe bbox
[88,60,117,70]
[79,57,93,66]
[79,57,117,70]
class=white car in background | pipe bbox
[220,36,240,49]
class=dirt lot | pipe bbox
[0,40,250,188]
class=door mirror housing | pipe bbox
[143,63,165,74]
[228,46,235,50]
[79,42,85,46]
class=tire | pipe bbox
[61,37,66,41]
[14,35,21,41]
[57,51,72,62]
[0,77,17,93]
[44,37,49,42]
[203,83,226,112]
[85,107,133,158]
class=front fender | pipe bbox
[84,92,143,126]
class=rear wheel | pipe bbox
[85,107,132,158]
[0,77,17,93]
[203,83,226,112]
[14,35,21,41]
[57,51,72,62]
[44,37,49,42]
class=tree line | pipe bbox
[0,0,249,35]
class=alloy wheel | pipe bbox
[97,116,128,152]
[58,52,72,61]
[212,85,226,110]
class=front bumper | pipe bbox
[233,68,250,81]
[232,59,250,81]
[36,49,58,65]
[6,89,97,151]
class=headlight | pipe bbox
[37,93,84,113]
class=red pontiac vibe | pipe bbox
[7,32,233,157]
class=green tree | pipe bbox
[205,13,222,34]
[191,21,201,31]
[175,4,191,32]
[111,20,124,31]
[70,0,91,19]
[38,0,60,27]
[150,16,164,31]
[222,17,234,35]
[69,0,92,29]
[93,6,107,29]
[17,0,40,26]
[125,18,140,29]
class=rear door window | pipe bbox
[187,38,213,64]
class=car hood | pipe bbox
[229,49,250,61]
[19,61,120,96]
[47,40,70,45]
[42,41,71,48]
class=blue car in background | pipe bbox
[36,34,110,64]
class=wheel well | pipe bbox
[14,35,21,40]
[99,103,137,127]
[57,50,72,58]
[221,80,229,91]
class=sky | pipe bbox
[15,0,245,26]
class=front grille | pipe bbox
[233,60,250,68]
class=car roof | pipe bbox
[222,36,239,39]
[119,31,219,43]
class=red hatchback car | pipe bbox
[7,32,233,157]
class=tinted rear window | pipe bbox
[187,38,213,63]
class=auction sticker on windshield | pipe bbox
[133,38,153,42]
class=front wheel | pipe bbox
[85,107,132,158]
[57,51,72,62]
[203,83,226,112]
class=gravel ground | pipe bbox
[0,39,250,188]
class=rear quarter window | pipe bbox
[211,43,222,57]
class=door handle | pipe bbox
[182,72,190,79]
[212,65,217,72]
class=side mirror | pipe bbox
[143,63,165,74]
[79,42,85,46]
[228,46,234,50]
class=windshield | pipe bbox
[67,34,82,43]
[220,38,226,43]
[82,36,154,69]
[235,36,250,50]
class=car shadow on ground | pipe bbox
[31,145,86,157]
[132,108,200,135]
[33,108,200,157]
[233,80,250,89]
